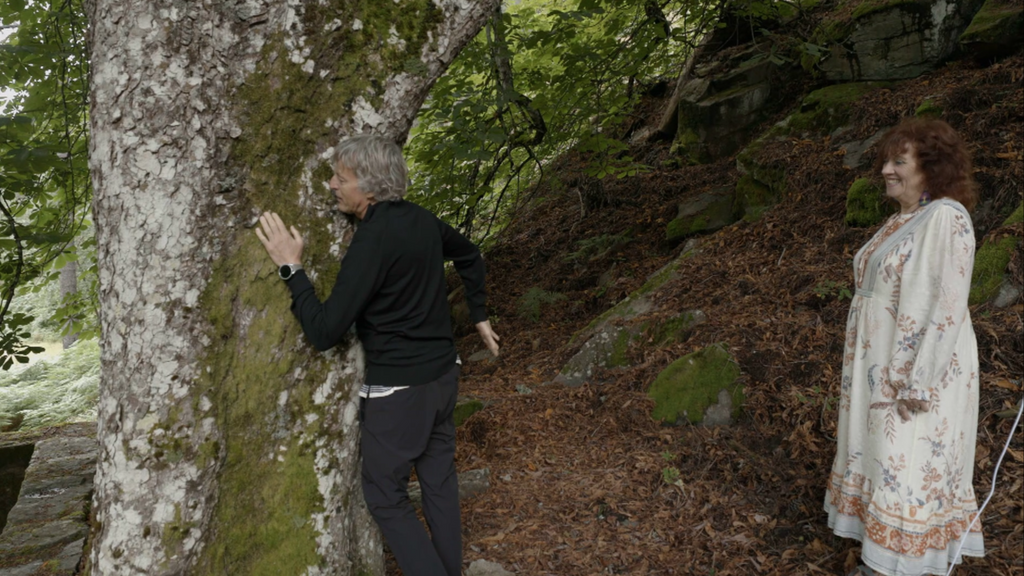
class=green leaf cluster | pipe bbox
[406,0,716,242]
[1,0,96,368]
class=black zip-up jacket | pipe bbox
[286,200,487,387]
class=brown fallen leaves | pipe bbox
[387,55,1023,576]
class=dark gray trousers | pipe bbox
[360,364,461,576]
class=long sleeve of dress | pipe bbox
[886,203,975,403]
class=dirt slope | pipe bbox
[423,53,1024,576]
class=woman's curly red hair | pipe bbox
[873,117,978,212]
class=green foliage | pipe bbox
[406,0,712,241]
[812,279,852,301]
[1,0,96,368]
[661,465,682,485]
[0,339,99,431]
[517,286,567,323]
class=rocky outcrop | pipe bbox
[556,242,705,386]
[647,344,744,426]
[666,187,739,241]
[959,0,1024,57]
[673,43,792,163]
[821,0,985,80]
[0,423,95,576]
[733,82,891,222]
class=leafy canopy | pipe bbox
[1,0,95,370]
[405,0,718,241]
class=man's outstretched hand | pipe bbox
[475,320,500,357]
[255,211,304,266]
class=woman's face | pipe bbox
[881,144,927,212]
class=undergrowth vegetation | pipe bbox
[0,338,98,431]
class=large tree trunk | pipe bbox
[59,258,78,350]
[85,1,498,574]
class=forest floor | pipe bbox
[392,54,1024,576]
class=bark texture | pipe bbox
[59,259,78,349]
[86,1,498,574]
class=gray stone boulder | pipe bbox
[556,243,705,386]
[821,0,985,81]
[959,0,1024,57]
[466,559,515,576]
[666,187,739,241]
[648,344,744,426]
[554,324,636,387]
[408,468,490,506]
[672,41,796,163]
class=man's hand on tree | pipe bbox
[255,211,304,266]
[475,320,500,357]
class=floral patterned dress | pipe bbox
[824,198,984,575]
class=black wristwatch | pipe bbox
[278,263,303,281]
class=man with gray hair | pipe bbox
[256,134,499,576]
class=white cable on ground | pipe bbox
[945,396,1024,576]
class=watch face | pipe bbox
[279,265,292,279]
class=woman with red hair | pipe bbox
[825,118,984,575]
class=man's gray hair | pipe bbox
[333,135,408,202]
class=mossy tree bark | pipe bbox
[85,1,498,574]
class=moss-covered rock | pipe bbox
[915,98,944,118]
[648,310,707,346]
[970,203,1024,305]
[970,236,1017,305]
[453,398,484,427]
[555,325,636,386]
[1004,202,1024,225]
[734,174,779,221]
[851,0,931,20]
[786,82,889,136]
[959,0,1024,57]
[557,245,706,386]
[665,189,739,241]
[845,178,891,227]
[648,344,743,425]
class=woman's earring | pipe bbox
[919,190,932,207]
